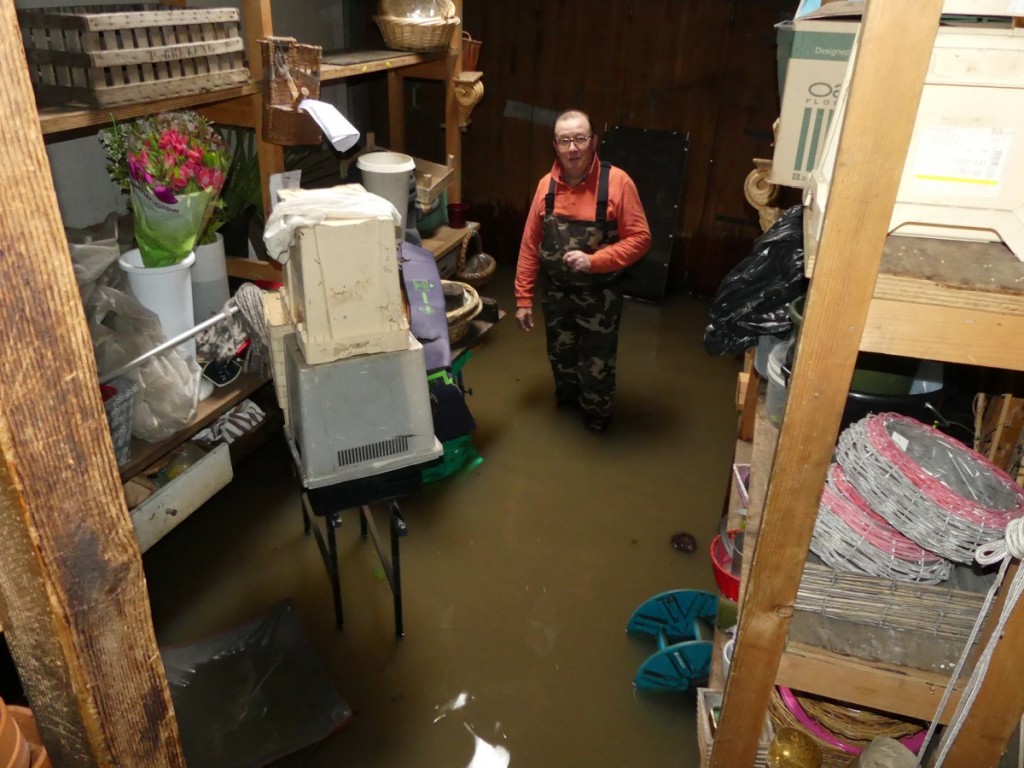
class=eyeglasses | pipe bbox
[554,134,593,148]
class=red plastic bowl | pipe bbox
[710,532,741,601]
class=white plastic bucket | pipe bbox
[192,233,230,321]
[119,248,197,359]
[357,151,415,239]
[722,636,736,680]
[765,339,792,426]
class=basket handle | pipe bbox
[457,228,482,273]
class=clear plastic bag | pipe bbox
[379,0,449,18]
[703,205,808,356]
[161,600,352,768]
[87,284,201,442]
[66,212,123,305]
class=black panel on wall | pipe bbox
[600,126,690,303]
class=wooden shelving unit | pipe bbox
[35,1,469,482]
[117,372,268,482]
[2,0,471,763]
[320,48,449,82]
[710,2,1024,766]
[36,81,261,137]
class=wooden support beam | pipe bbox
[0,1,186,766]
[388,70,405,151]
[710,2,944,765]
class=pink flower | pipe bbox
[153,185,177,204]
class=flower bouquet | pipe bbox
[101,111,231,267]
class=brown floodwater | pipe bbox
[144,264,740,767]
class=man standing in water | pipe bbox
[514,109,651,433]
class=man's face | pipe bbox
[553,115,596,180]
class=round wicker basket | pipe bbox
[768,687,924,768]
[374,1,459,52]
[442,280,481,343]
[455,229,496,289]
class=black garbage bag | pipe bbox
[703,205,807,356]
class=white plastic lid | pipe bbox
[356,151,415,173]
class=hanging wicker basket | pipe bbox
[442,280,482,343]
[260,36,323,146]
[455,229,496,289]
[461,30,482,70]
[374,1,460,52]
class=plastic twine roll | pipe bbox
[913,517,1024,766]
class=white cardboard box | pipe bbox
[804,22,1024,261]
[279,189,410,364]
[771,0,1022,189]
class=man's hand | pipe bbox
[516,307,534,332]
[564,249,592,273]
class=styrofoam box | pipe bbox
[771,0,1019,189]
[804,21,1024,262]
[283,332,441,488]
[279,196,409,364]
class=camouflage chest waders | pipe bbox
[539,162,624,422]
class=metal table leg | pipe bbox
[302,491,345,629]
[360,501,409,637]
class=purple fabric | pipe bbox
[399,241,451,371]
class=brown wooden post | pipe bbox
[0,1,187,765]
[710,1,943,765]
[242,0,284,218]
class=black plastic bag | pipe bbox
[703,205,807,356]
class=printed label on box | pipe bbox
[910,126,1015,198]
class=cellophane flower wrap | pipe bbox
[101,111,230,267]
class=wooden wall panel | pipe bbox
[461,0,792,297]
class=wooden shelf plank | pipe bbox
[38,81,260,137]
[862,298,1024,371]
[118,373,268,481]
[320,49,448,82]
[421,222,477,261]
[874,237,1024,314]
[778,643,961,724]
[226,256,282,282]
[811,235,1024,314]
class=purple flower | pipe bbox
[153,186,178,204]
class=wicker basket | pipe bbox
[768,687,923,768]
[18,4,249,107]
[442,280,481,343]
[260,36,323,146]
[461,30,481,70]
[455,229,496,289]
[374,1,459,52]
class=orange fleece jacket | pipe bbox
[514,154,652,309]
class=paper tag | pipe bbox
[298,98,361,152]
[892,432,910,452]
[269,171,302,211]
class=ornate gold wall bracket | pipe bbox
[744,157,782,232]
[454,71,484,131]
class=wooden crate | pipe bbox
[697,688,773,768]
[791,558,990,674]
[18,4,249,107]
